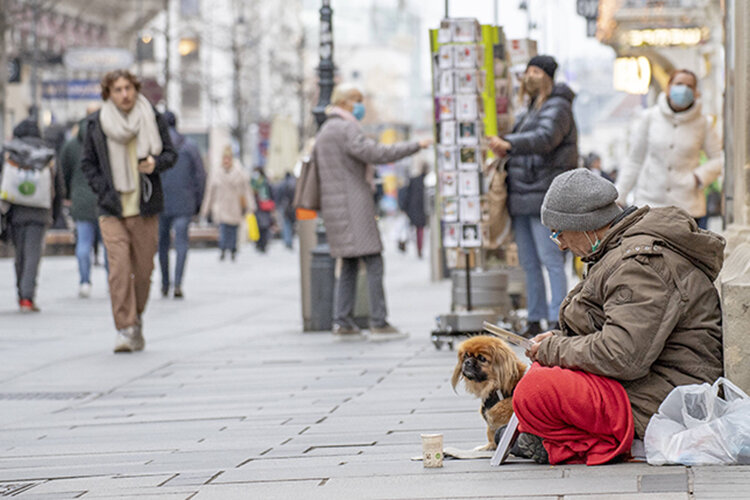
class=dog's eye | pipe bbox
[477,354,486,362]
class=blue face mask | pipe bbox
[352,102,366,121]
[669,84,695,109]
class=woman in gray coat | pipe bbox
[315,83,432,338]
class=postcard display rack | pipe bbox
[429,18,515,349]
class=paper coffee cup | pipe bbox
[421,433,444,468]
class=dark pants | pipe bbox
[218,223,238,252]
[11,223,46,301]
[334,253,387,328]
[159,214,191,290]
[255,210,272,252]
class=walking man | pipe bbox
[158,111,206,299]
[81,69,177,353]
[61,103,104,299]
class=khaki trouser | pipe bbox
[99,215,158,330]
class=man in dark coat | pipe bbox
[81,69,176,353]
[61,104,104,299]
[405,163,428,258]
[158,111,205,299]
[1,118,64,312]
[489,55,577,338]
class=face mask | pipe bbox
[352,102,366,121]
[524,75,543,96]
[584,231,601,253]
[669,84,695,109]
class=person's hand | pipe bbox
[138,155,156,174]
[418,138,434,149]
[525,331,554,362]
[487,136,511,157]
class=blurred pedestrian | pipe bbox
[60,103,105,299]
[275,171,296,249]
[488,55,577,338]
[0,118,64,312]
[251,167,274,253]
[158,111,206,299]
[201,146,253,261]
[81,69,177,353]
[583,152,614,183]
[315,82,432,338]
[405,163,428,258]
[615,69,723,229]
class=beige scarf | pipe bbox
[100,93,162,193]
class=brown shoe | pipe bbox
[369,323,409,341]
[332,323,361,335]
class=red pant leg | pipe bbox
[512,363,634,465]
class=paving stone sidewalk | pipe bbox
[0,240,747,499]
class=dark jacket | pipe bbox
[160,128,206,217]
[504,83,578,216]
[536,206,724,438]
[275,173,296,221]
[405,173,426,228]
[1,132,64,227]
[61,119,98,222]
[80,108,177,218]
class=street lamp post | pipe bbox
[312,0,333,128]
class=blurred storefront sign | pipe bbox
[613,56,651,94]
[625,27,709,47]
[41,80,100,100]
[64,47,134,71]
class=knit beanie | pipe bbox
[527,55,558,80]
[541,168,622,231]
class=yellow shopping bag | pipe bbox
[246,213,260,242]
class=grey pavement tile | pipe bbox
[639,472,687,492]
[564,495,689,500]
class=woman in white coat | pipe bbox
[615,69,723,228]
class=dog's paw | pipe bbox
[473,443,496,451]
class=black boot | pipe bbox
[511,433,549,464]
[522,321,542,339]
[548,320,560,330]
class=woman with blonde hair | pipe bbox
[488,55,578,338]
[201,146,253,261]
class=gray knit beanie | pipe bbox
[541,168,622,231]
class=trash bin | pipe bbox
[309,226,335,331]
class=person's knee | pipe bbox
[513,366,555,416]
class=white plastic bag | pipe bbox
[645,377,750,465]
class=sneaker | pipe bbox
[79,283,92,298]
[173,287,183,299]
[521,321,542,339]
[548,320,560,330]
[161,286,169,298]
[220,250,226,261]
[510,433,549,464]
[18,299,40,313]
[369,323,409,341]
[332,323,361,335]
[231,251,237,261]
[114,325,145,353]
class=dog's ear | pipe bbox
[451,351,464,392]
[491,341,522,396]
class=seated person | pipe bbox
[507,168,724,465]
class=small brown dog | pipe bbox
[451,335,527,450]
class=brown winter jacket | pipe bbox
[536,206,724,438]
[315,114,420,258]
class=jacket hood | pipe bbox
[550,83,575,103]
[594,206,725,280]
[657,92,703,124]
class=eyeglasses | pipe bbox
[549,229,562,246]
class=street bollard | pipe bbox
[309,225,336,331]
